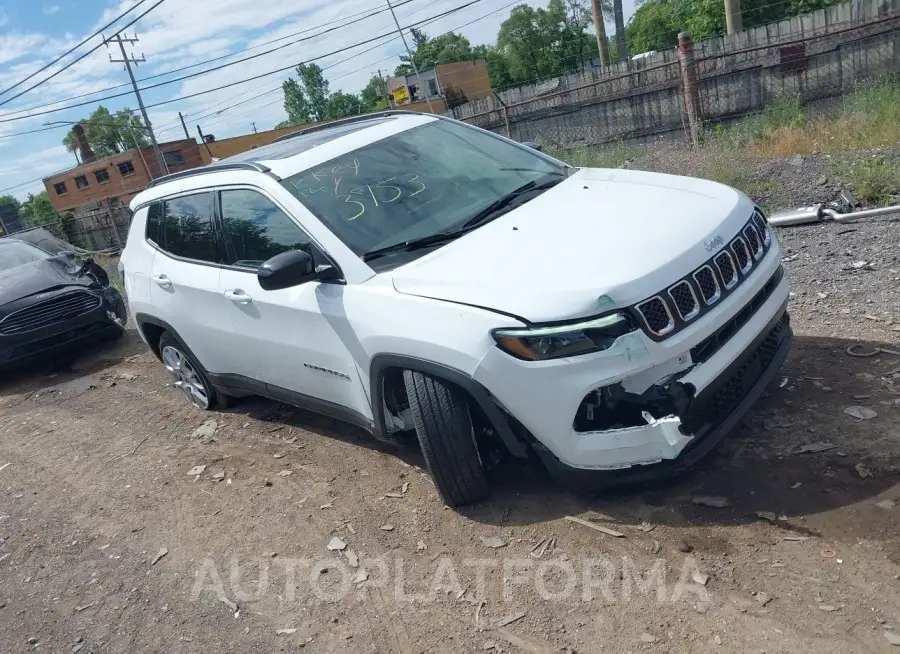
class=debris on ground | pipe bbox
[818,605,838,612]
[219,596,237,612]
[417,540,427,551]
[875,499,896,510]
[755,511,777,522]
[692,496,731,509]
[490,612,526,629]
[692,571,710,586]
[151,548,168,565]
[277,470,292,476]
[564,515,625,537]
[641,633,657,643]
[326,537,347,551]
[844,406,878,420]
[186,465,206,476]
[384,492,403,498]
[352,569,369,584]
[784,536,810,541]
[118,372,137,381]
[345,550,359,568]
[796,442,838,454]
[636,522,655,532]
[0,463,11,472]
[276,628,297,635]
[529,537,554,559]
[855,463,874,478]
[212,470,225,480]
[480,536,507,549]
[754,591,773,606]
[189,420,217,440]
[884,631,900,646]
[379,524,394,531]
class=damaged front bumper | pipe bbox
[0,285,127,370]
[535,306,792,487]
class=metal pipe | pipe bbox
[768,203,900,227]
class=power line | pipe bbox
[0,0,151,101]
[0,0,418,120]
[0,0,170,110]
[0,0,486,125]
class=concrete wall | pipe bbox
[43,139,203,212]
[454,0,900,149]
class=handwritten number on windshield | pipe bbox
[336,194,366,221]
[405,173,425,197]
[375,178,402,203]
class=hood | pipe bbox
[0,257,91,309]
[391,167,754,322]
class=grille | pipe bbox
[681,313,789,435]
[714,252,738,289]
[668,280,699,321]
[0,291,100,336]
[632,211,772,342]
[693,266,720,305]
[743,225,762,258]
[635,297,673,335]
[731,237,751,272]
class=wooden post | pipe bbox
[677,32,702,147]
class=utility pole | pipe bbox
[590,0,610,66]
[375,69,392,108]
[724,0,743,34]
[385,0,434,113]
[105,33,168,175]
[178,111,190,139]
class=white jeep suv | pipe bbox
[120,112,791,506]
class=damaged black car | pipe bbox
[0,238,127,371]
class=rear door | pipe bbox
[147,192,233,374]
[215,187,371,419]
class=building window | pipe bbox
[118,161,135,177]
[163,150,184,166]
[95,169,110,184]
[53,182,68,196]
[74,175,89,190]
[428,78,438,96]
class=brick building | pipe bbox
[42,128,204,212]
[387,60,492,113]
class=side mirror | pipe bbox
[257,249,316,290]
[521,141,542,152]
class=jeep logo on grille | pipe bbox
[704,235,724,251]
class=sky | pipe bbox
[0,0,636,200]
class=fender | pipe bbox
[369,354,528,458]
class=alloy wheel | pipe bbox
[161,345,210,409]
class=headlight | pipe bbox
[491,312,636,361]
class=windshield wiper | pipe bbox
[461,174,564,230]
[362,174,566,263]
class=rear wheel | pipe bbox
[402,370,489,506]
[158,332,229,410]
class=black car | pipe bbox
[0,238,127,370]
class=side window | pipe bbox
[161,193,219,263]
[146,202,163,244]
[219,189,313,270]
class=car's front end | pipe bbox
[469,203,790,485]
[0,241,127,371]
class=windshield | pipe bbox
[0,240,51,272]
[279,120,566,257]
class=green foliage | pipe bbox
[360,75,388,109]
[715,95,806,148]
[20,192,63,232]
[496,0,599,87]
[61,106,149,158]
[282,63,330,123]
[325,91,362,119]
[444,85,469,109]
[0,195,20,208]
[838,156,900,206]
[282,77,312,126]
[394,30,477,76]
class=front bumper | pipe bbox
[0,286,126,369]
[474,239,790,474]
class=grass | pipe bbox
[833,156,900,206]
[549,142,645,169]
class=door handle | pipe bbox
[151,274,173,289]
[224,289,253,305]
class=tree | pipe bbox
[281,77,312,126]
[360,75,388,109]
[0,195,19,209]
[325,91,362,119]
[20,192,61,232]
[394,30,476,76]
[61,106,149,158]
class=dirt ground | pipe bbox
[1,221,899,654]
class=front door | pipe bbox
[215,188,372,421]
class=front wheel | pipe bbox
[159,332,229,410]
[403,370,489,507]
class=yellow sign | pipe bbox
[391,85,409,104]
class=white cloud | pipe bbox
[42,5,60,15]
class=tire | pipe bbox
[158,332,230,411]
[402,370,489,507]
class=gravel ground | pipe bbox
[0,162,899,652]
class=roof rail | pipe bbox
[272,110,433,144]
[144,161,273,188]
